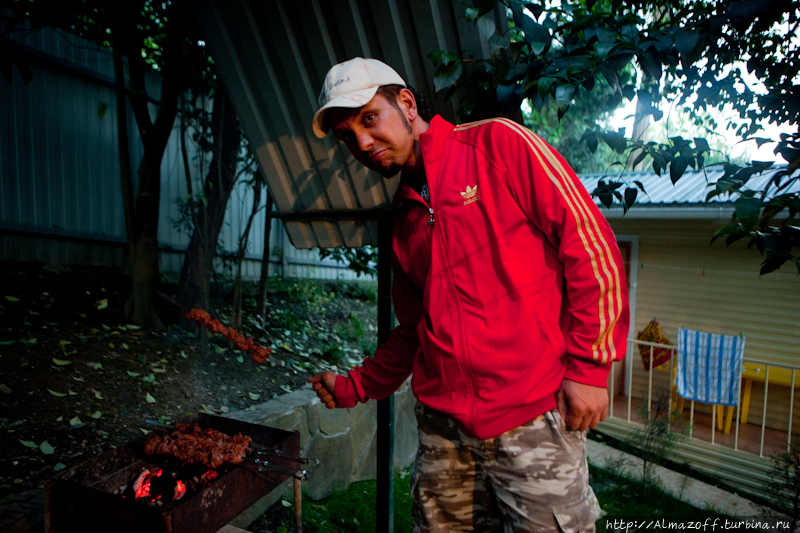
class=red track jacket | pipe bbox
[335,116,629,439]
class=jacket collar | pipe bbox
[391,115,454,208]
[419,115,454,164]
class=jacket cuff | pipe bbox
[564,356,613,388]
[334,370,368,409]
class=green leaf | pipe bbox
[670,156,689,184]
[433,61,463,93]
[97,102,108,119]
[146,393,156,404]
[19,439,38,448]
[624,187,638,208]
[95,299,108,310]
[90,411,102,419]
[735,197,762,232]
[477,17,496,43]
[40,441,54,455]
[248,392,261,401]
[555,84,575,108]
[52,358,72,366]
[236,355,244,364]
[127,371,140,377]
[48,389,67,397]
[4,296,19,302]
[72,376,85,382]
[693,137,710,153]
[138,354,147,364]
[54,463,66,472]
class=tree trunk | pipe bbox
[176,83,241,326]
[256,194,274,320]
[111,0,183,328]
[231,183,262,331]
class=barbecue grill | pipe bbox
[44,413,304,533]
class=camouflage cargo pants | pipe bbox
[411,404,600,533]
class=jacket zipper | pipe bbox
[431,209,478,437]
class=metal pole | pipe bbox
[294,477,302,533]
[376,209,395,533]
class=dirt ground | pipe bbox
[0,261,378,501]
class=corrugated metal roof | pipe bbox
[193,0,489,249]
[579,168,798,205]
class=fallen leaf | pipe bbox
[86,362,102,370]
[68,391,77,396]
[72,376,85,382]
[0,383,11,394]
[52,358,72,366]
[236,355,244,364]
[56,416,63,422]
[69,416,83,427]
[280,385,293,394]
[47,389,67,397]
[54,463,66,471]
[29,310,39,316]
[90,411,102,419]
[248,393,261,401]
[40,441,54,455]
[180,350,187,359]
[281,500,292,508]
[95,299,108,310]
[121,343,129,350]
[4,295,20,302]
[19,440,37,448]
[139,428,150,435]
[126,324,141,330]
[58,340,71,346]
[146,393,156,404]
[138,354,146,364]
[94,391,103,400]
[152,368,167,373]
[142,374,156,383]
[0,340,14,345]
[126,371,140,377]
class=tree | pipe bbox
[174,79,251,331]
[431,0,799,274]
[3,0,204,326]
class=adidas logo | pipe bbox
[460,185,480,205]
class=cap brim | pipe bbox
[312,86,380,138]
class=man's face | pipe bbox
[328,94,415,177]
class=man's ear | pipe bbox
[398,88,418,121]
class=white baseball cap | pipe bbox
[312,57,406,138]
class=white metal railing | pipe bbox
[607,338,800,457]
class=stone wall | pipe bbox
[226,382,418,528]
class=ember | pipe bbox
[120,462,219,507]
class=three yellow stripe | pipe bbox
[454,118,623,363]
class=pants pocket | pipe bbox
[552,487,601,533]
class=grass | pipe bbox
[260,465,722,533]
[592,466,726,532]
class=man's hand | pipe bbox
[308,371,339,409]
[556,379,609,431]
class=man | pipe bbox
[309,57,629,532]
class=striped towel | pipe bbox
[674,328,745,406]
